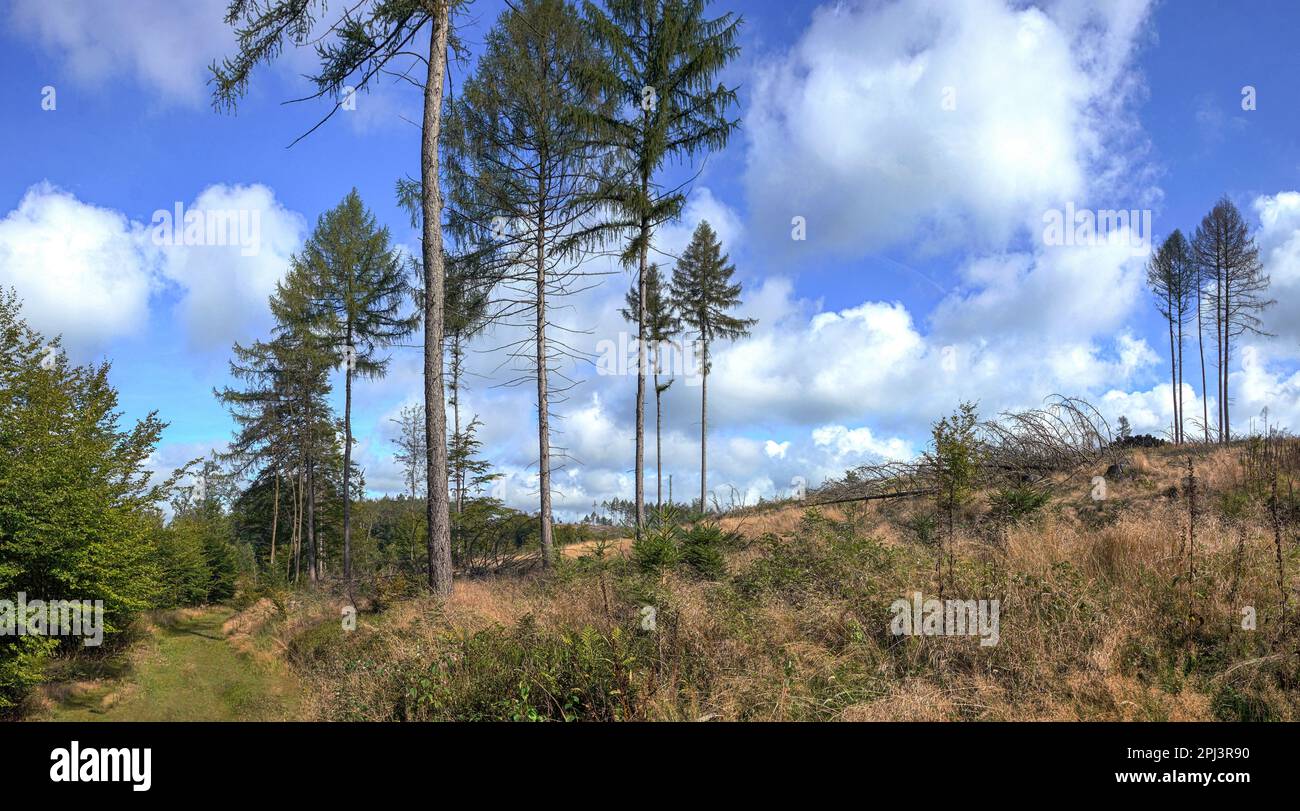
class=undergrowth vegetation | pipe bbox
[260,441,1300,722]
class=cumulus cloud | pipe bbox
[0,182,303,355]
[9,0,234,106]
[931,233,1149,342]
[8,0,422,126]
[811,425,913,462]
[744,0,1154,257]
[0,182,159,351]
[157,184,306,350]
[1254,191,1300,349]
[362,230,1169,518]
[652,187,745,263]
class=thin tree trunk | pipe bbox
[270,470,279,569]
[1167,316,1177,443]
[291,469,302,583]
[307,457,317,582]
[1211,254,1222,439]
[421,2,453,595]
[654,368,662,509]
[1222,275,1231,443]
[1176,313,1185,444]
[452,331,463,514]
[536,214,554,566]
[634,212,649,540]
[700,341,709,514]
[1197,281,1209,443]
[343,329,353,583]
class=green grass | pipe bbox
[43,606,302,722]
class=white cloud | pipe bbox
[8,0,423,125]
[931,236,1149,343]
[652,187,745,263]
[764,439,790,459]
[811,425,913,461]
[0,182,303,355]
[1254,191,1300,349]
[744,0,1154,256]
[0,182,159,351]
[9,0,234,106]
[158,184,306,350]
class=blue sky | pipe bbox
[3,0,1300,517]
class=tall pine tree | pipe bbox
[581,0,741,536]
[1192,197,1274,443]
[443,0,612,565]
[295,190,418,585]
[670,220,754,512]
[620,263,679,507]
[213,0,466,594]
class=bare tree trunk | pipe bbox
[1222,277,1231,443]
[452,330,463,514]
[422,2,453,595]
[307,457,318,582]
[699,341,709,514]
[1211,254,1222,439]
[1167,316,1177,443]
[270,470,279,569]
[634,210,649,539]
[343,330,354,583]
[1197,282,1209,443]
[535,217,554,566]
[1176,315,1185,444]
[654,369,662,509]
[291,469,302,583]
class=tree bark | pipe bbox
[343,329,353,583]
[295,470,303,582]
[536,205,554,565]
[1176,310,1185,444]
[699,340,709,514]
[1217,252,1226,443]
[270,470,279,569]
[1167,316,1177,443]
[654,369,662,509]
[1197,280,1209,443]
[422,1,453,595]
[452,330,463,514]
[307,457,318,581]
[634,213,649,539]
[1216,265,1227,444]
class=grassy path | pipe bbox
[44,606,303,722]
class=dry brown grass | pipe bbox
[278,443,1299,722]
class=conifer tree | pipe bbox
[670,220,754,512]
[581,0,741,535]
[213,0,467,594]
[295,190,418,584]
[443,255,493,514]
[1192,197,1274,443]
[443,0,613,565]
[267,262,339,580]
[620,263,679,507]
[1148,231,1191,443]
